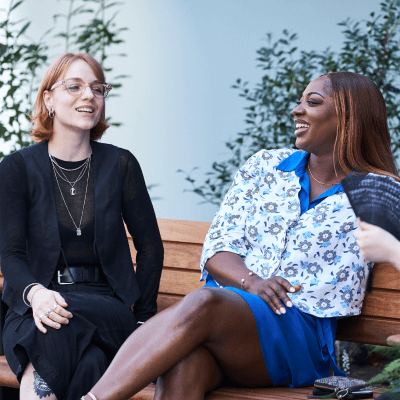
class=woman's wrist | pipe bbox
[26,284,46,305]
[205,252,261,290]
[23,283,42,307]
[241,272,263,292]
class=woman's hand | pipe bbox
[246,275,302,315]
[28,287,73,334]
[354,218,400,271]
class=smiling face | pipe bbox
[292,76,338,156]
[43,59,104,137]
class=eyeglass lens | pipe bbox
[65,79,109,98]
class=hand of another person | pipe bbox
[246,275,302,315]
[29,287,73,334]
[354,218,400,270]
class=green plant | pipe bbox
[368,343,400,388]
[181,0,400,205]
[0,0,49,159]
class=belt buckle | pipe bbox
[57,270,74,285]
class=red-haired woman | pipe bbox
[81,72,398,400]
[0,53,163,400]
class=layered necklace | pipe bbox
[49,152,91,196]
[49,151,92,236]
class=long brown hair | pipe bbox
[30,53,109,142]
[326,71,399,180]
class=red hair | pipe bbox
[30,53,109,142]
[326,71,399,180]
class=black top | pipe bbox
[0,144,163,321]
[50,155,99,267]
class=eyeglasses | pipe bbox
[50,78,112,98]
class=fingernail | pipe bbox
[64,319,69,324]
[56,324,61,329]
[275,309,281,315]
[286,301,292,307]
[280,307,286,314]
[289,287,295,292]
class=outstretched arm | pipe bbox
[354,218,400,270]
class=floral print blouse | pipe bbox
[200,149,370,318]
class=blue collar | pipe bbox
[277,150,308,175]
[276,150,343,214]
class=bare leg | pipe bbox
[20,362,57,400]
[154,345,224,400]
[87,288,272,400]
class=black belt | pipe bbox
[55,266,108,285]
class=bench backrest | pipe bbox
[129,219,400,347]
[1,219,399,346]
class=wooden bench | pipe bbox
[1,218,399,399]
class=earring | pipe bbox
[48,109,55,118]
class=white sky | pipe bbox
[2,0,384,221]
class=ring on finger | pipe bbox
[45,310,52,318]
[39,314,45,322]
[51,304,57,311]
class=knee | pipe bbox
[175,288,223,327]
[78,345,108,373]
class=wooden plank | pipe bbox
[131,384,382,400]
[130,241,203,271]
[162,242,203,270]
[0,356,18,388]
[157,219,210,244]
[360,290,400,319]
[337,316,400,345]
[126,219,210,245]
[371,263,400,290]
[157,294,183,313]
[159,269,204,296]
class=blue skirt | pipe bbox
[205,277,345,387]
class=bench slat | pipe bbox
[336,315,400,345]
[361,290,400,319]
[157,294,183,313]
[157,219,210,243]
[159,269,204,295]
[371,263,400,290]
[131,241,203,271]
[126,219,210,245]
[0,356,18,388]
[130,383,381,400]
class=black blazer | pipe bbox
[0,140,164,321]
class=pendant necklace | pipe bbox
[51,156,91,236]
[307,163,341,186]
[49,152,91,196]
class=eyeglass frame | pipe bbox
[49,78,112,98]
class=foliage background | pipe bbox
[0,0,387,221]
[0,0,127,159]
[181,0,400,205]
